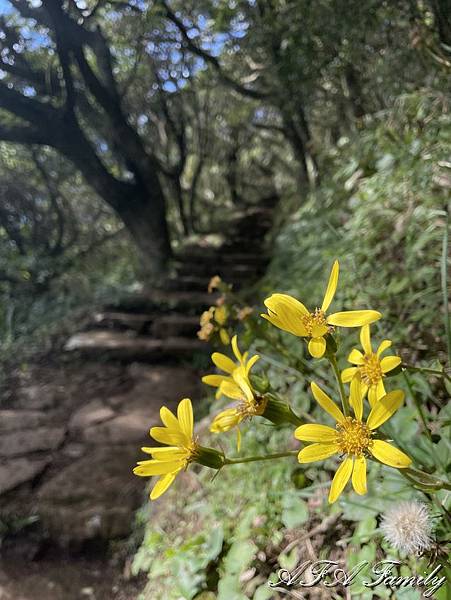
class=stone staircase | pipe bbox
[0,201,276,569]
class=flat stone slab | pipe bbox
[82,413,149,444]
[0,457,51,495]
[0,410,46,432]
[0,427,66,457]
[37,446,141,543]
[64,331,207,361]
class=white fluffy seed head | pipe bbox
[380,501,433,555]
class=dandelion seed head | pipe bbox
[380,500,433,555]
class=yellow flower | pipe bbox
[202,335,260,399]
[214,305,230,344]
[208,275,222,293]
[342,324,402,407]
[261,260,381,358]
[294,381,411,503]
[197,304,230,344]
[210,368,267,449]
[133,398,199,500]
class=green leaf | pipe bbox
[281,495,309,528]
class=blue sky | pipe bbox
[0,0,13,15]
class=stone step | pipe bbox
[87,311,200,337]
[89,311,152,332]
[175,250,269,266]
[151,314,200,338]
[164,275,210,292]
[64,330,208,362]
[176,262,265,280]
[105,290,215,315]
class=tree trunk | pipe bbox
[114,188,172,281]
[55,121,172,281]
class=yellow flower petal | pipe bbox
[212,352,236,374]
[341,367,358,383]
[370,440,412,468]
[380,355,401,373]
[366,390,405,430]
[308,336,326,358]
[352,455,367,495]
[245,354,260,373]
[202,374,228,388]
[360,324,372,355]
[231,335,242,362]
[236,427,242,452]
[297,443,339,463]
[368,379,385,407]
[150,427,188,446]
[210,408,242,432]
[311,382,345,423]
[219,328,230,345]
[321,260,339,312]
[327,310,381,327]
[150,472,177,500]
[233,369,254,404]
[262,294,309,336]
[350,377,363,421]
[159,406,180,430]
[311,323,329,338]
[294,423,338,443]
[328,456,353,503]
[347,349,364,365]
[133,459,184,476]
[377,339,392,357]
[141,446,184,459]
[215,305,228,325]
[219,380,244,401]
[177,398,194,439]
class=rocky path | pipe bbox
[0,203,275,599]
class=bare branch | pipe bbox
[160,1,269,100]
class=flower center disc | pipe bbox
[337,417,372,456]
[360,353,383,385]
[302,308,329,336]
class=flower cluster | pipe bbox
[133,259,447,514]
[197,276,254,344]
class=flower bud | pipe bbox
[194,446,226,470]
[262,396,302,426]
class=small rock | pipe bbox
[69,402,115,432]
[83,414,147,444]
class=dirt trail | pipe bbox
[0,203,276,599]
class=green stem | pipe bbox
[402,371,433,442]
[402,364,451,383]
[328,353,350,416]
[224,450,298,465]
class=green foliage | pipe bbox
[266,89,450,360]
